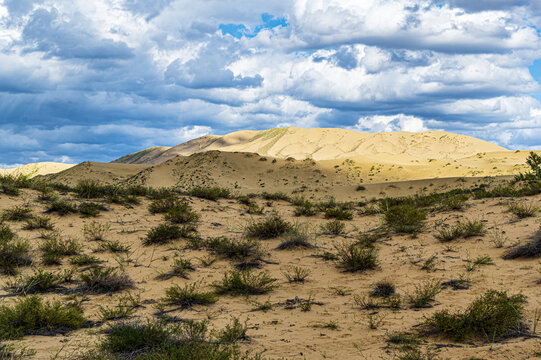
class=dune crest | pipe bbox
[0,162,75,177]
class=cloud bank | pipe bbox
[0,0,540,165]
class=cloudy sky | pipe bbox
[1,0,540,167]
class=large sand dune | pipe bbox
[0,162,75,177]
[113,127,508,165]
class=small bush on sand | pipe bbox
[424,290,526,342]
[160,283,218,309]
[158,256,195,279]
[1,206,33,222]
[507,202,539,219]
[148,197,178,214]
[79,202,108,218]
[435,219,486,242]
[277,225,314,250]
[370,280,396,298]
[83,221,111,241]
[4,268,72,294]
[188,187,231,201]
[46,199,78,216]
[244,213,292,239]
[335,240,378,272]
[0,231,31,274]
[282,266,311,283]
[143,223,185,245]
[324,208,353,220]
[406,279,442,308]
[164,200,200,224]
[22,216,54,231]
[213,269,277,295]
[0,295,86,340]
[80,267,135,293]
[384,204,427,234]
[320,219,346,235]
[261,192,291,202]
[74,179,107,199]
[40,233,81,265]
[205,237,263,261]
[69,254,102,267]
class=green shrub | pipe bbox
[83,221,111,241]
[335,241,378,272]
[424,290,526,342]
[160,283,218,309]
[164,200,200,224]
[80,267,135,293]
[1,206,33,222]
[435,219,486,242]
[40,233,81,265]
[98,293,140,321]
[0,295,86,340]
[216,317,248,344]
[188,187,231,201]
[508,202,539,219]
[0,224,15,242]
[384,204,427,234]
[292,197,317,216]
[99,321,170,354]
[277,225,314,250]
[158,256,195,279]
[261,192,291,201]
[435,194,469,212]
[79,202,108,217]
[205,237,262,261]
[503,227,541,259]
[143,223,185,245]
[46,199,78,216]
[213,270,277,295]
[406,279,442,308]
[356,185,366,191]
[320,219,346,235]
[244,213,292,239]
[282,266,311,283]
[324,208,353,220]
[148,197,178,214]
[4,268,71,294]
[370,280,396,298]
[22,216,54,231]
[95,240,131,254]
[69,254,102,267]
[0,235,31,274]
[74,179,108,198]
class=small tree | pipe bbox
[526,151,541,179]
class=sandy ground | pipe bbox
[0,163,75,177]
[1,184,541,360]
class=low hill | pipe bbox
[0,162,75,177]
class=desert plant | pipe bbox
[79,202,108,217]
[45,199,78,216]
[261,192,290,201]
[74,179,108,198]
[277,224,314,250]
[335,240,378,272]
[1,206,33,222]
[435,219,486,242]
[508,202,539,219]
[406,279,442,308]
[324,208,353,220]
[0,234,31,274]
[384,204,427,234]
[69,254,102,267]
[0,295,86,340]
[244,213,293,239]
[188,186,230,201]
[4,268,72,294]
[213,269,277,295]
[282,266,311,283]
[370,280,396,298]
[98,293,140,321]
[95,240,131,254]
[293,197,317,217]
[424,290,526,342]
[158,256,195,279]
[160,283,218,309]
[503,226,541,259]
[164,200,200,224]
[320,219,346,235]
[80,267,135,293]
[40,233,81,265]
[143,223,184,245]
[205,237,262,261]
[148,197,178,214]
[216,317,248,344]
[83,221,111,241]
[22,215,55,231]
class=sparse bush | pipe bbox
[95,240,131,254]
[508,202,539,219]
[384,204,427,234]
[503,227,541,259]
[98,293,140,321]
[46,199,78,216]
[0,295,86,340]
[370,280,396,298]
[69,254,102,267]
[244,213,292,239]
[0,234,31,274]
[205,237,262,261]
[159,256,195,279]
[261,191,290,202]
[277,224,314,250]
[292,197,317,216]
[80,267,135,293]
[160,283,218,309]
[4,268,72,294]
[435,219,486,242]
[40,233,81,265]
[282,266,310,283]
[74,179,114,199]
[335,240,378,272]
[356,185,366,191]
[83,221,111,241]
[143,223,185,245]
[216,317,248,344]
[188,186,230,201]
[79,202,108,217]
[1,206,33,222]
[320,219,346,235]
[148,197,178,214]
[164,199,200,224]
[424,290,526,342]
[22,215,54,231]
[213,269,277,295]
[436,194,469,212]
[406,279,442,308]
[324,208,353,220]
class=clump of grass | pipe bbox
[277,224,314,250]
[384,204,427,234]
[22,216,54,231]
[79,202,108,217]
[83,221,111,241]
[282,266,310,283]
[160,283,218,309]
[164,199,200,224]
[40,233,81,265]
[69,254,102,267]
[424,290,526,342]
[324,208,353,220]
[0,295,86,340]
[205,237,263,261]
[0,231,31,274]
[503,227,541,259]
[335,240,378,272]
[159,256,195,279]
[436,194,469,211]
[95,240,131,254]
[1,206,33,222]
[508,202,539,219]
[213,269,277,295]
[292,197,317,217]
[244,213,293,239]
[188,186,230,201]
[370,280,396,298]
[4,268,72,294]
[489,228,508,248]
[216,317,248,344]
[46,199,78,216]
[320,219,346,235]
[148,197,178,214]
[406,279,442,308]
[74,179,107,198]
[80,267,135,293]
[98,292,140,321]
[142,223,185,245]
[261,192,290,202]
[435,219,486,242]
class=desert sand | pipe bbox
[0,162,75,177]
[1,128,540,360]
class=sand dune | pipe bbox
[113,127,508,165]
[0,162,75,177]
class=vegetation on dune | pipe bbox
[187,186,231,201]
[244,213,292,239]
